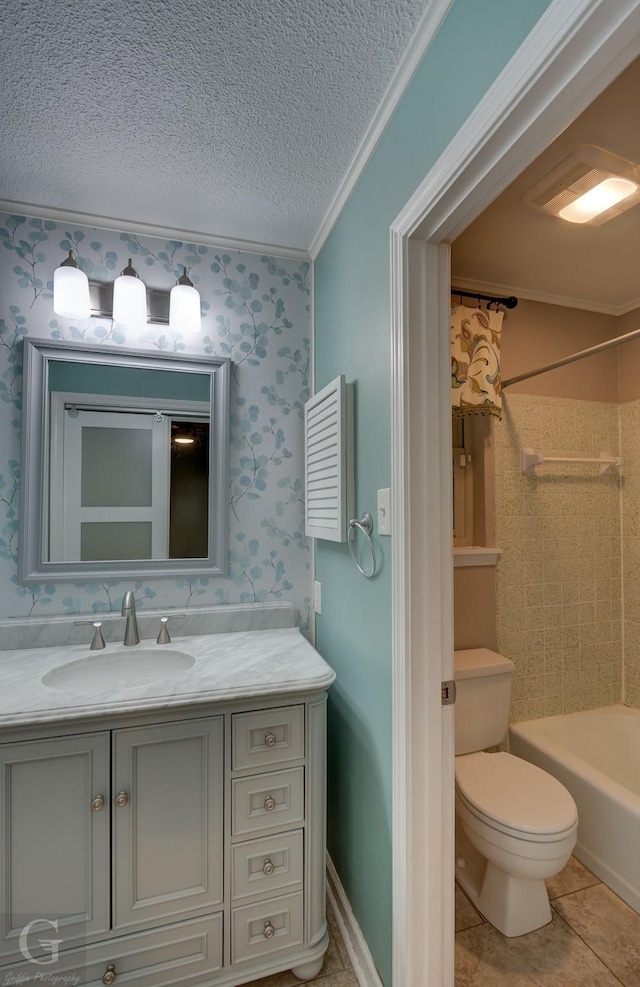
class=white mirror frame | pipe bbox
[18,337,231,583]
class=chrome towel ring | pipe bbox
[347,512,377,578]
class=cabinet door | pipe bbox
[113,717,223,931]
[0,732,110,962]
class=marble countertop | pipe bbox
[0,627,335,728]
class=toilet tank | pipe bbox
[453,649,515,755]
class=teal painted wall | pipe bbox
[314,1,554,982]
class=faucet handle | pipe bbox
[156,614,186,645]
[74,620,106,651]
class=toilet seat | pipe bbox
[455,751,578,841]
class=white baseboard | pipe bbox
[326,855,384,987]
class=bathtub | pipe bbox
[510,704,640,914]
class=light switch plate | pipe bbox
[377,488,391,536]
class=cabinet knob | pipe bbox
[263,795,276,812]
[262,857,275,876]
[90,794,105,812]
[102,964,117,985]
[263,921,276,940]
[115,791,129,808]
[264,732,277,747]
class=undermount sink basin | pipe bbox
[42,649,196,693]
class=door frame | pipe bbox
[389,1,640,983]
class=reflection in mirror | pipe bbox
[19,339,230,582]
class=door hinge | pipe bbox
[441,680,456,706]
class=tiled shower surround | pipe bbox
[494,394,624,721]
[620,400,640,708]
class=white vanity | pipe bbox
[0,608,335,986]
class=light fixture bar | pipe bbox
[88,280,171,324]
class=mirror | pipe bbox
[18,338,230,582]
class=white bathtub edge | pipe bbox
[574,843,640,914]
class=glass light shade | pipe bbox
[53,264,91,319]
[112,273,147,328]
[169,282,202,333]
[559,177,637,223]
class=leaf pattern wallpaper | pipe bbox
[0,213,311,628]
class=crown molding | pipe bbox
[615,297,640,316]
[0,199,311,263]
[308,0,455,260]
[451,275,640,317]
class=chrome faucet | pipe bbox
[121,591,140,646]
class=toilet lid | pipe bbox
[455,752,578,836]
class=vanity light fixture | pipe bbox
[174,435,195,445]
[52,252,203,329]
[53,250,91,319]
[112,258,147,329]
[170,267,202,333]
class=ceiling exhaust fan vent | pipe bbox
[523,146,640,225]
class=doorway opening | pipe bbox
[390,3,640,984]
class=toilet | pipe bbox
[454,648,578,937]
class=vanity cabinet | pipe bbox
[0,732,111,948]
[0,694,328,986]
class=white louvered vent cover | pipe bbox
[522,145,640,226]
[304,375,354,542]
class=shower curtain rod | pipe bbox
[502,324,640,389]
[451,286,519,309]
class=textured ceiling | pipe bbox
[1,0,432,251]
[452,56,640,313]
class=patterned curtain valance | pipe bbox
[451,305,504,420]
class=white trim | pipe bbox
[391,235,455,986]
[326,855,383,987]
[390,226,410,986]
[308,0,455,260]
[453,546,502,568]
[390,1,640,985]
[451,275,634,317]
[0,199,310,263]
[309,262,317,646]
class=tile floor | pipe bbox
[243,900,359,987]
[456,856,640,985]
[238,859,640,987]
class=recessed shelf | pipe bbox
[453,547,502,568]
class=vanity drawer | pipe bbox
[232,705,305,770]
[232,891,303,964]
[232,767,304,837]
[0,912,223,986]
[232,829,304,901]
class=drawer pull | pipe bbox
[262,857,275,876]
[263,795,276,812]
[264,732,277,747]
[263,921,276,939]
[102,964,117,985]
[115,791,129,808]
[90,794,105,812]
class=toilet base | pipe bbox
[456,826,552,937]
